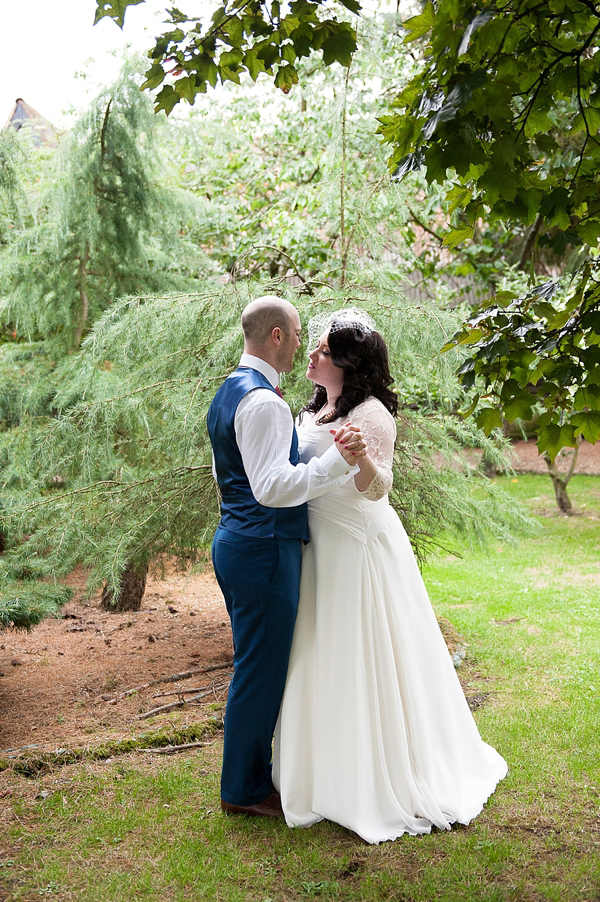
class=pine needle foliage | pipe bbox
[0,131,23,245]
[0,66,211,356]
[0,278,532,614]
[0,584,72,631]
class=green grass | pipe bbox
[1,474,599,902]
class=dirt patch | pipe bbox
[0,566,233,756]
[526,563,600,589]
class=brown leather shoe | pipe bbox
[221,790,284,817]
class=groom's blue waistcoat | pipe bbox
[207,367,309,540]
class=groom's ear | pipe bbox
[271,326,284,346]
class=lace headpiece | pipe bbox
[307,307,376,351]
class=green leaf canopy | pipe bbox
[382,0,600,257]
[96,0,360,111]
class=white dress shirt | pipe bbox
[214,353,356,508]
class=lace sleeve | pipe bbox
[349,398,396,501]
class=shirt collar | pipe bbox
[239,353,280,389]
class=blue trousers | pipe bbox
[212,526,302,806]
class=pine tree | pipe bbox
[0,280,532,616]
[0,66,213,625]
[0,65,210,356]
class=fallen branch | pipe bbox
[138,741,210,755]
[134,681,230,720]
[152,684,230,699]
[109,659,234,701]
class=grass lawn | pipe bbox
[1,474,599,902]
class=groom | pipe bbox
[207,295,359,816]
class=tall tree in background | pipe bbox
[381,0,600,460]
[1,27,443,626]
[1,69,208,355]
[160,11,420,290]
[0,68,212,625]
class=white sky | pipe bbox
[1,0,171,128]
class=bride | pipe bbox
[272,309,507,845]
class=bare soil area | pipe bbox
[1,440,598,758]
[0,567,233,756]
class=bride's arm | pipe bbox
[350,401,396,500]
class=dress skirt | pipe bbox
[273,486,507,844]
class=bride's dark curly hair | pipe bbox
[303,322,398,423]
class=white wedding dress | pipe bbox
[272,397,507,844]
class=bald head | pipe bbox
[241,296,297,345]
[241,296,302,374]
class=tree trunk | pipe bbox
[548,471,573,514]
[543,446,579,515]
[101,561,148,612]
[339,65,350,288]
[518,212,544,270]
[480,454,497,478]
[74,242,90,349]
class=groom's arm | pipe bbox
[235,391,357,508]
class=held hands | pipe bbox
[330,423,367,465]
